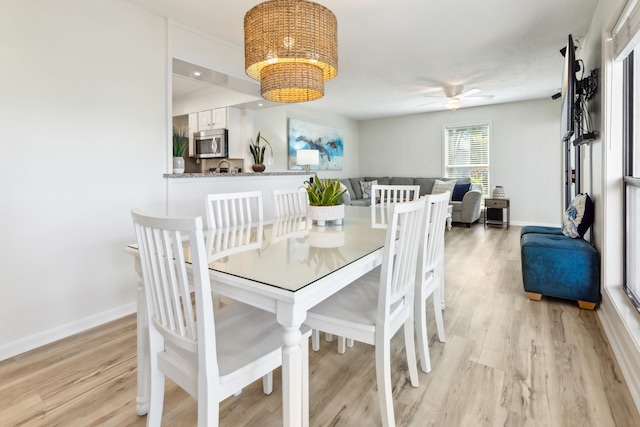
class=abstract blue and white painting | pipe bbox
[288,118,343,171]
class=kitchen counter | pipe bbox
[164,171,310,178]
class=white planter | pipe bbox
[307,204,345,226]
[173,157,185,174]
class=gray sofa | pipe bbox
[339,176,483,226]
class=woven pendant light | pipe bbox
[244,0,338,103]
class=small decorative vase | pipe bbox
[252,164,266,173]
[492,185,505,198]
[173,157,185,174]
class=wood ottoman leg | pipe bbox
[578,300,597,310]
[526,292,542,301]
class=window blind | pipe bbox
[613,0,640,60]
[444,124,490,195]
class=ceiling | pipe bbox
[125,0,599,120]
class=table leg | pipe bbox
[278,304,308,427]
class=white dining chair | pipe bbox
[304,198,425,427]
[414,191,449,373]
[205,191,263,230]
[131,209,310,427]
[370,184,420,228]
[272,187,308,217]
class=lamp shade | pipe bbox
[297,149,320,167]
[244,0,338,103]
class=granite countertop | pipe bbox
[164,171,311,178]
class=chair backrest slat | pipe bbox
[377,197,426,317]
[205,191,264,230]
[371,184,420,228]
[420,191,450,276]
[272,188,308,217]
[132,210,208,353]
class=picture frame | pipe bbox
[288,118,343,171]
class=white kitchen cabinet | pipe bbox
[212,107,227,129]
[197,110,212,131]
[226,107,245,159]
[197,108,227,131]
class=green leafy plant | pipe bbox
[302,174,346,206]
[249,131,273,165]
[173,126,187,157]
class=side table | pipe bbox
[484,198,510,229]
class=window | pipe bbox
[623,50,640,311]
[444,124,490,196]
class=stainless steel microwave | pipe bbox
[192,129,228,159]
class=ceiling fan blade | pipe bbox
[417,99,439,107]
[459,88,482,97]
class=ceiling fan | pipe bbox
[418,85,494,110]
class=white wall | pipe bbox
[358,99,563,226]
[0,0,167,359]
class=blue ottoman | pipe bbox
[520,230,600,309]
[521,225,564,236]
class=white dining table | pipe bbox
[125,205,388,426]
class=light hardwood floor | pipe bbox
[2,224,640,426]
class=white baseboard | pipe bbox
[598,285,640,413]
[0,302,137,361]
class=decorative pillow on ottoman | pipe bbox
[561,193,594,238]
[431,179,457,200]
[359,180,378,199]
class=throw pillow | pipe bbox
[359,180,378,199]
[451,182,471,201]
[561,193,594,238]
[431,179,457,200]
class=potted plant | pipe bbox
[249,131,273,172]
[172,126,188,174]
[302,174,347,226]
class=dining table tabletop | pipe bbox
[126,205,389,426]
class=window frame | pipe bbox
[443,122,491,197]
[624,49,640,311]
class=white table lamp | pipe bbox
[296,149,320,173]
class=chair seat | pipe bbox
[216,302,304,378]
[306,268,380,341]
[161,301,311,396]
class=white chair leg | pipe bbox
[302,336,309,427]
[347,338,354,348]
[338,336,346,354]
[147,334,166,426]
[415,290,431,374]
[439,261,446,309]
[325,333,333,342]
[262,372,273,395]
[433,286,446,342]
[375,333,395,427]
[312,329,320,351]
[197,380,217,427]
[403,319,419,387]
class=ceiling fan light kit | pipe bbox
[244,0,338,103]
